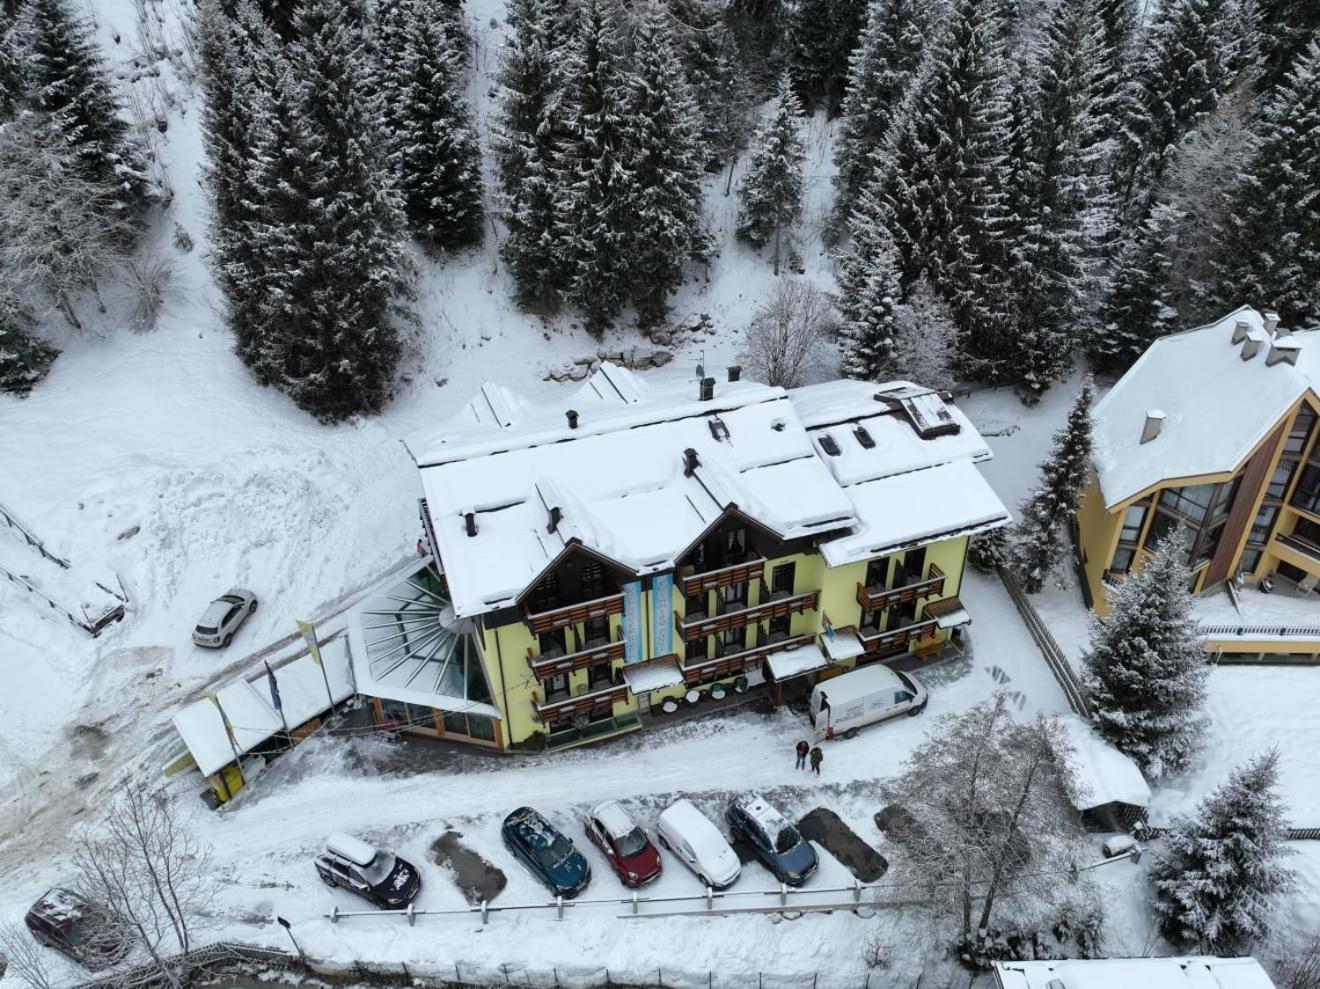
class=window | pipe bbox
[1239,549,1262,576]
[1268,461,1299,500]
[546,672,569,700]
[530,573,560,611]
[686,639,707,662]
[1192,520,1226,567]
[1159,484,1215,519]
[579,560,605,598]
[903,546,927,582]
[767,614,790,639]
[723,626,746,652]
[583,616,609,645]
[588,662,613,688]
[409,705,436,731]
[1251,505,1279,544]
[1294,516,1320,547]
[771,562,796,596]
[1291,463,1320,515]
[1209,479,1240,522]
[1109,546,1136,573]
[725,580,748,606]
[1286,407,1316,455]
[686,590,707,618]
[1144,511,1196,558]
[725,527,748,563]
[1119,502,1149,543]
[539,628,567,657]
[865,557,888,589]
[860,608,876,631]
[819,434,841,456]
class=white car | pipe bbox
[192,588,258,648]
[656,798,741,890]
[810,663,928,741]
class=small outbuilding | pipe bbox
[1053,715,1151,832]
[993,956,1276,989]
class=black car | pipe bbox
[502,807,592,898]
[25,888,131,970]
[314,833,421,909]
[726,794,818,887]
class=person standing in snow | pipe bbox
[795,739,809,769]
[809,745,823,775]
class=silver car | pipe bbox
[192,588,257,648]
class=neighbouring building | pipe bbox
[1077,305,1320,662]
[993,956,1276,989]
[346,363,1010,752]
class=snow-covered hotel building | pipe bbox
[1078,306,1320,662]
[347,364,1009,752]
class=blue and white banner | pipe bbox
[622,579,644,664]
[651,572,673,657]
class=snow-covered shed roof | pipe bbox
[992,956,1276,989]
[1053,714,1151,811]
[407,365,1007,618]
[1092,306,1320,509]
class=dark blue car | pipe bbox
[725,794,818,887]
[501,807,592,898]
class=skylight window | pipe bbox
[854,426,875,449]
[819,434,841,457]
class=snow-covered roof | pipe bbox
[172,637,356,778]
[764,642,829,681]
[658,799,738,874]
[820,628,866,661]
[992,956,1276,989]
[1053,714,1151,811]
[408,365,1007,618]
[1092,306,1320,509]
[621,656,686,693]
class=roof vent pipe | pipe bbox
[683,448,700,477]
[547,505,562,533]
[1140,409,1166,444]
[727,365,742,382]
[1232,320,1250,344]
[699,377,715,401]
[1264,310,1281,336]
[1242,336,1262,361]
[566,409,579,429]
[464,512,477,537]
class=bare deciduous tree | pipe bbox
[120,252,178,333]
[0,112,139,331]
[0,921,57,989]
[737,279,834,388]
[889,276,959,390]
[73,786,214,988]
[1273,929,1320,989]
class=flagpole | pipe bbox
[207,692,247,789]
[298,619,336,711]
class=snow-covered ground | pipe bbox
[3,0,1319,984]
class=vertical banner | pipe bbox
[297,619,336,709]
[651,572,673,658]
[622,579,643,664]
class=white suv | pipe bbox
[192,588,257,648]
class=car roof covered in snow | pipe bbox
[659,799,733,858]
[731,794,792,836]
[30,887,92,928]
[992,956,1276,989]
[810,663,908,707]
[1092,305,1320,509]
[504,806,564,849]
[326,832,379,867]
[590,800,640,839]
[406,364,1007,618]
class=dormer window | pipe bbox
[819,434,841,457]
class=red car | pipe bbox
[584,799,662,888]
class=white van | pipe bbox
[656,798,741,890]
[810,664,927,740]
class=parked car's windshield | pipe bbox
[774,826,800,854]
[896,671,917,694]
[536,834,574,869]
[196,625,218,635]
[362,851,397,886]
[614,827,647,859]
[219,595,245,605]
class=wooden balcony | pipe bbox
[857,617,940,654]
[678,557,767,597]
[921,595,966,623]
[681,633,815,684]
[1277,530,1320,565]
[534,683,630,722]
[527,636,626,679]
[855,563,946,612]
[523,591,624,635]
[675,589,819,641]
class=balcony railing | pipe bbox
[855,563,946,612]
[527,636,626,679]
[678,557,767,597]
[681,633,815,684]
[1276,531,1320,564]
[524,591,624,635]
[857,617,940,654]
[675,589,819,641]
[534,683,630,722]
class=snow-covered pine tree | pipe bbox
[492,0,568,310]
[0,22,22,120]
[1253,0,1320,100]
[830,0,931,233]
[783,0,866,115]
[663,0,742,171]
[1082,527,1209,778]
[238,0,410,421]
[378,0,483,250]
[1010,378,1095,592]
[1213,40,1320,328]
[555,0,633,332]
[889,276,959,389]
[727,0,782,87]
[618,4,709,328]
[0,292,58,397]
[736,73,805,274]
[219,0,299,39]
[1151,750,1296,953]
[1090,202,1180,372]
[17,0,150,210]
[838,217,901,381]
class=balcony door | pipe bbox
[903,547,926,584]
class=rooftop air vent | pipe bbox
[727,365,742,382]
[1232,320,1251,344]
[1140,409,1165,444]
[1267,336,1301,367]
[1242,335,1262,360]
[547,505,562,534]
[699,377,715,401]
[854,425,876,449]
[464,512,477,537]
[819,434,841,457]
[683,448,700,476]
[1264,310,1281,335]
[566,409,579,429]
[708,416,731,442]
[771,418,786,432]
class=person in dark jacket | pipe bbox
[795,739,809,769]
[809,746,823,775]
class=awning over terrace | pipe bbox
[621,656,685,693]
[346,560,502,721]
[764,643,829,682]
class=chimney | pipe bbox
[547,505,562,533]
[1232,320,1250,344]
[1264,310,1281,336]
[683,448,700,477]
[727,365,742,382]
[1140,409,1165,444]
[699,377,715,401]
[464,512,477,537]
[1242,335,1262,361]
[1267,337,1301,367]
[566,409,579,430]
